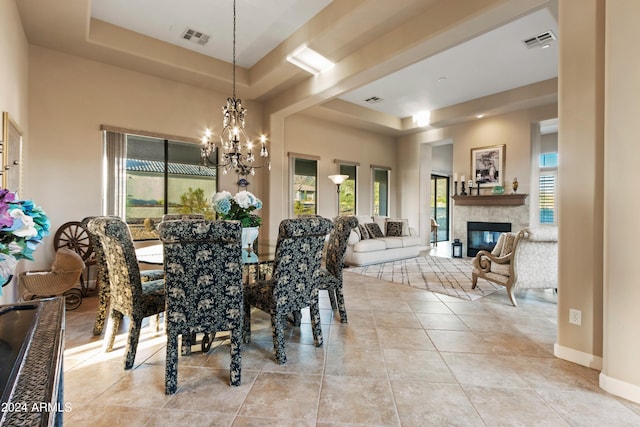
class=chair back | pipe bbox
[161,214,205,222]
[512,227,558,289]
[158,219,243,332]
[87,217,144,314]
[271,217,333,310]
[325,216,358,278]
[81,216,117,291]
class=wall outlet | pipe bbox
[569,308,582,326]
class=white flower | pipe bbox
[234,191,253,209]
[211,190,232,205]
[9,209,38,238]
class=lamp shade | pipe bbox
[328,174,349,185]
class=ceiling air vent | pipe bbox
[365,96,383,104]
[182,28,211,46]
[522,30,556,49]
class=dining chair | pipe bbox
[87,217,166,369]
[158,219,244,392]
[243,216,333,364]
[82,216,164,336]
[320,215,358,323]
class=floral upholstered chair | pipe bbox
[87,217,166,369]
[243,216,333,364]
[158,219,243,392]
[320,215,358,323]
[83,216,165,336]
[472,227,558,306]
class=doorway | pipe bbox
[430,174,450,243]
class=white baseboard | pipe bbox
[554,343,603,370]
[600,372,640,404]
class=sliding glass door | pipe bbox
[430,174,449,242]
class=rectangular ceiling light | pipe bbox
[287,45,334,75]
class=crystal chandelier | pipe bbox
[201,0,269,177]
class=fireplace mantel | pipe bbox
[452,194,528,206]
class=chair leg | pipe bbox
[92,279,110,336]
[506,285,518,307]
[309,302,323,347]
[272,314,287,364]
[335,288,348,323]
[124,317,143,369]
[181,330,193,356]
[165,331,179,394]
[229,326,242,386]
[243,301,252,344]
[104,309,122,352]
[471,273,478,289]
[328,289,338,310]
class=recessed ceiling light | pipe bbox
[437,76,447,83]
[476,114,485,119]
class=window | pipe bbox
[538,152,558,225]
[338,163,357,215]
[105,132,217,240]
[292,157,318,216]
[372,167,389,216]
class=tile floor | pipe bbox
[62,264,640,426]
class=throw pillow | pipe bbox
[365,222,385,238]
[385,218,409,236]
[385,221,404,237]
[358,223,370,240]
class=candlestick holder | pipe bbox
[460,181,467,195]
[454,181,458,196]
[476,181,480,195]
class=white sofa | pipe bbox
[344,215,421,266]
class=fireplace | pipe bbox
[467,221,511,257]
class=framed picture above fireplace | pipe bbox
[471,144,505,187]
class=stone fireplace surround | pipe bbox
[453,201,529,257]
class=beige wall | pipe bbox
[0,0,29,303]
[283,113,397,217]
[601,0,640,400]
[27,45,265,269]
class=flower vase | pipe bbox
[241,226,259,263]
[0,255,18,292]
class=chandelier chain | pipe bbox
[232,0,236,100]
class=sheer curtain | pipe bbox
[103,131,126,218]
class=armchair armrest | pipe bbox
[473,250,512,274]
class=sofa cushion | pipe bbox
[347,230,360,245]
[377,237,403,249]
[400,235,421,247]
[356,215,373,225]
[352,238,387,253]
[365,222,385,238]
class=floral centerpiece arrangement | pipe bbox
[0,189,50,286]
[211,190,263,228]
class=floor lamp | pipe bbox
[328,174,349,216]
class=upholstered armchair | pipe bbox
[320,215,358,323]
[243,216,333,364]
[472,227,558,306]
[158,219,243,392]
[82,216,164,336]
[87,217,166,369]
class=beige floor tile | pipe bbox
[64,360,128,404]
[63,404,156,427]
[391,381,484,426]
[368,297,413,312]
[537,388,640,425]
[441,352,530,388]
[462,385,569,426]
[376,326,435,350]
[324,346,387,377]
[373,310,422,328]
[456,313,521,333]
[95,363,174,408]
[318,375,400,425]
[327,324,378,349]
[427,330,494,353]
[500,355,602,392]
[406,299,454,314]
[238,372,321,421]
[477,331,554,357]
[415,313,470,331]
[384,348,456,383]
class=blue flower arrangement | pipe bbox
[0,189,50,286]
[211,190,262,228]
